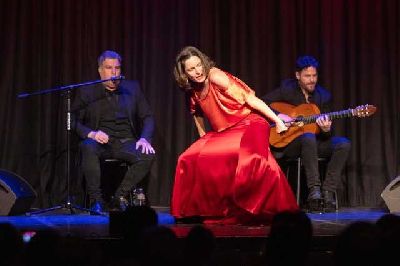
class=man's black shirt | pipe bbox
[98,89,134,139]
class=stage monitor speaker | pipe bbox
[381,176,400,213]
[0,169,37,216]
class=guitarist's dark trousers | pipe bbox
[273,133,351,192]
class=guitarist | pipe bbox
[262,55,351,212]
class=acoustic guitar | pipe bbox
[269,102,377,148]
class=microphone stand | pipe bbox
[18,76,125,216]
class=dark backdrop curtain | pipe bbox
[0,0,398,208]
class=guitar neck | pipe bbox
[296,109,355,124]
[269,103,376,128]
[269,102,376,148]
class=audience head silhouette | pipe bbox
[265,211,313,266]
[333,221,381,266]
[0,223,23,265]
[184,225,216,266]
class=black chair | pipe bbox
[274,153,338,211]
[98,158,148,207]
[80,158,131,208]
[100,158,130,203]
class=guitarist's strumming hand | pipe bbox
[316,115,332,132]
[277,113,297,127]
[278,113,293,124]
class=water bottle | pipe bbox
[119,196,129,211]
[133,188,146,206]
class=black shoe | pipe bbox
[109,196,130,212]
[90,201,106,215]
[323,190,336,212]
[307,186,323,213]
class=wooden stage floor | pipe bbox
[0,206,388,237]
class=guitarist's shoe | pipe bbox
[323,190,337,212]
[307,186,323,213]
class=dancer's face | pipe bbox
[184,56,206,84]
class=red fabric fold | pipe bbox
[171,114,298,225]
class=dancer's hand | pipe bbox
[275,120,288,134]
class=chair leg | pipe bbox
[296,158,301,205]
[334,190,339,211]
[285,158,301,205]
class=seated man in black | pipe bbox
[72,50,155,213]
[262,55,351,212]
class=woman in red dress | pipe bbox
[171,46,298,225]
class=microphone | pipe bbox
[110,75,125,81]
[17,93,30,98]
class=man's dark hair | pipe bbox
[296,55,319,71]
[98,50,122,67]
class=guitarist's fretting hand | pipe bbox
[316,115,332,132]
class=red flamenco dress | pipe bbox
[171,72,298,225]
